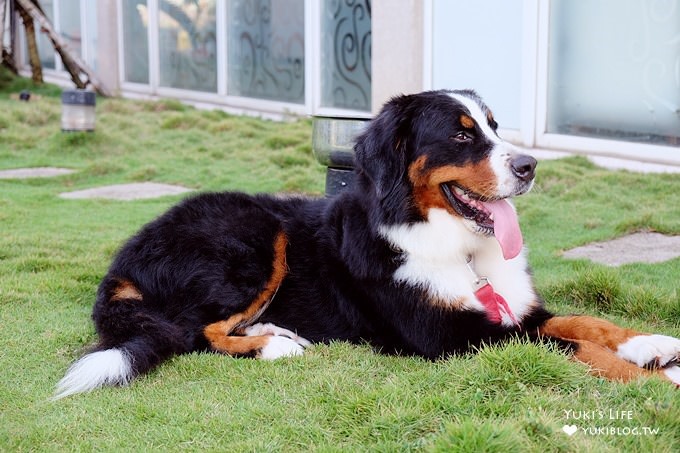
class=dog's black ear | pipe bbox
[353,95,413,201]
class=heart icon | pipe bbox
[562,424,578,436]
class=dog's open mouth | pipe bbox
[440,183,524,260]
[440,184,495,231]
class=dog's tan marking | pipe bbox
[460,114,475,129]
[428,295,469,310]
[408,155,498,218]
[110,279,143,302]
[486,110,495,124]
[203,231,288,354]
[538,316,680,383]
[539,316,641,351]
[410,157,451,217]
[572,340,654,382]
[203,332,271,357]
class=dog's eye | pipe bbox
[450,132,472,143]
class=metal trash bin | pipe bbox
[61,89,96,132]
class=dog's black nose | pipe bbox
[510,154,537,182]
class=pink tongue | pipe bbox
[481,199,523,260]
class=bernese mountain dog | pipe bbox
[55,89,680,399]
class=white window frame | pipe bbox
[422,0,535,145]
[22,0,374,119]
[217,0,311,117]
[534,0,680,165]
[117,0,155,96]
[20,0,95,86]
[116,0,372,119]
[518,0,539,148]
[309,0,372,119]
[423,0,679,166]
[79,0,93,68]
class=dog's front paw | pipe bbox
[616,334,680,368]
[664,366,680,387]
[259,336,305,360]
[244,322,311,347]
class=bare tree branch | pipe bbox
[16,0,43,82]
[15,0,112,96]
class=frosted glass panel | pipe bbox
[83,2,98,72]
[227,0,305,103]
[320,0,372,111]
[37,0,55,69]
[432,0,522,130]
[158,0,217,92]
[122,0,149,84]
[548,0,680,146]
[59,0,81,58]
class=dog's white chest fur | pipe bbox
[380,209,536,325]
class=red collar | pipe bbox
[474,280,519,325]
[466,256,519,326]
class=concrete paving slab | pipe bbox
[60,182,192,201]
[0,167,76,179]
[562,232,680,266]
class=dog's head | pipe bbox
[354,89,537,258]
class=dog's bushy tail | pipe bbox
[53,313,187,400]
[53,347,134,400]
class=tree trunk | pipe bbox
[1,49,18,74]
[16,1,43,83]
[0,0,19,73]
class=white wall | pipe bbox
[431,0,523,130]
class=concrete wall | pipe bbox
[95,0,119,94]
[371,0,425,114]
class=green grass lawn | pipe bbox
[1,70,679,451]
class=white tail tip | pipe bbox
[53,349,133,400]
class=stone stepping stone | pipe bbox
[60,182,192,201]
[563,232,680,266]
[0,167,75,179]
